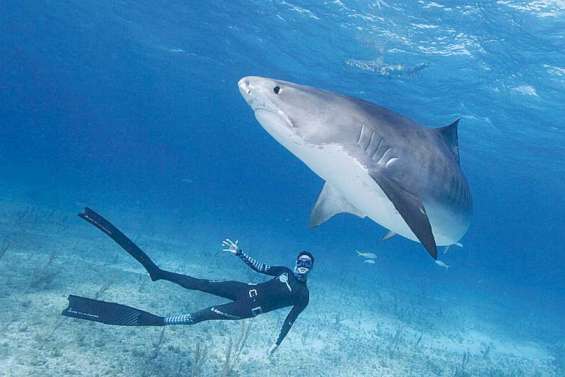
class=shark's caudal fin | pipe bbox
[310,183,365,227]
[369,171,438,259]
[437,119,460,163]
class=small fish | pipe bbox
[363,259,376,264]
[356,250,377,259]
[435,260,449,269]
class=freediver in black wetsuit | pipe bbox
[62,208,313,355]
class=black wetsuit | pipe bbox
[62,208,309,347]
[160,251,309,346]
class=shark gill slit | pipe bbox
[362,130,372,150]
[357,124,366,145]
[385,157,399,168]
[369,134,383,156]
[366,131,376,152]
[378,147,393,166]
[371,138,384,160]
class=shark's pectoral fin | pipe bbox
[310,183,365,227]
[370,172,437,259]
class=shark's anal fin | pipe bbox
[369,172,437,259]
[310,183,365,227]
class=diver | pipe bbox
[62,208,312,355]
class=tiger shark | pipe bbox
[238,76,472,259]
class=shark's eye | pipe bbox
[273,86,281,94]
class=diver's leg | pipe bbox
[157,270,248,301]
[79,208,249,300]
[78,208,162,281]
[62,295,164,326]
[164,301,251,325]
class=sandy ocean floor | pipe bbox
[0,203,561,377]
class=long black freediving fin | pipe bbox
[369,172,437,259]
[62,295,164,326]
[78,207,161,281]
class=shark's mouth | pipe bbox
[253,108,302,147]
[254,107,295,129]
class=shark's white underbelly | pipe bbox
[294,143,456,246]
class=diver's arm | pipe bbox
[237,249,289,276]
[273,301,307,349]
[222,238,286,276]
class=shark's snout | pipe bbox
[238,76,261,108]
[238,76,276,111]
[238,77,252,96]
[238,75,298,136]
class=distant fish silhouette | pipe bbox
[363,259,376,264]
[356,250,377,259]
[346,58,428,79]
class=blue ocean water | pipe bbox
[1,1,564,375]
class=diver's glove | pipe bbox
[222,238,241,255]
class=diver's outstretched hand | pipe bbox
[222,238,240,255]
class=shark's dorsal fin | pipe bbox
[438,118,460,163]
[369,171,437,259]
[310,183,365,227]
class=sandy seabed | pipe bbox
[0,203,561,377]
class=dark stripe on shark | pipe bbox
[369,171,437,259]
[446,175,471,211]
